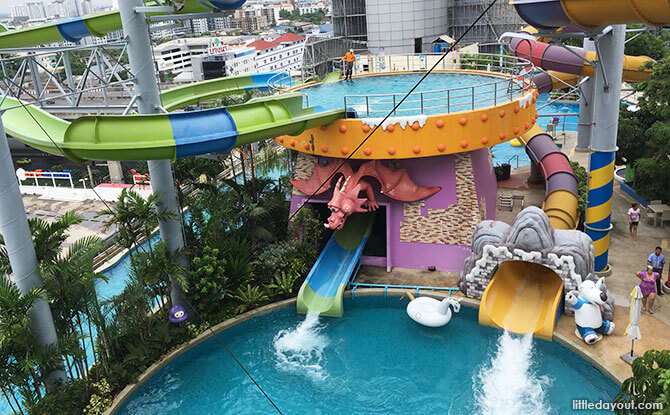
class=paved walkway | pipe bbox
[22,195,114,250]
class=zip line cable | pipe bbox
[285,0,500,224]
[3,2,498,412]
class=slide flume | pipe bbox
[479,261,564,340]
[0,0,244,48]
[1,72,343,162]
[297,213,374,317]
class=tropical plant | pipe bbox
[188,246,228,317]
[232,284,268,314]
[569,161,588,228]
[97,189,177,258]
[264,269,301,297]
[83,379,113,415]
[615,349,670,414]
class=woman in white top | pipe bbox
[628,203,640,241]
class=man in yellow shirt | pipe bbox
[342,49,356,80]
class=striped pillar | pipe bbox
[585,151,615,271]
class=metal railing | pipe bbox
[343,54,533,118]
[339,53,534,118]
[268,71,293,93]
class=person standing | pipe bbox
[648,246,665,296]
[628,203,640,241]
[637,265,659,313]
[342,49,356,80]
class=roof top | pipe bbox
[273,32,305,43]
[247,39,279,51]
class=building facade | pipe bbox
[249,33,305,73]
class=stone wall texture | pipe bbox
[398,153,480,245]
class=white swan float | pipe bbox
[401,292,460,327]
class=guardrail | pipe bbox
[336,53,533,118]
[268,71,293,93]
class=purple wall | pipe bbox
[290,149,497,273]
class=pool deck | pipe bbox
[357,130,670,386]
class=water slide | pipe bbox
[297,213,374,318]
[509,27,653,93]
[479,261,564,340]
[0,0,245,48]
[1,81,343,162]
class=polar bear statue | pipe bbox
[565,275,615,345]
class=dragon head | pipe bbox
[326,176,368,230]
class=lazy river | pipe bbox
[117,297,618,415]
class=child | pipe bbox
[628,203,640,241]
[637,265,659,313]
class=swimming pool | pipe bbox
[299,73,579,167]
[117,297,618,415]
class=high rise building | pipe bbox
[10,4,31,19]
[331,0,523,54]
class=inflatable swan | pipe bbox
[401,292,460,327]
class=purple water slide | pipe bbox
[525,132,578,197]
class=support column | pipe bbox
[107,161,124,183]
[576,38,595,151]
[585,25,625,273]
[118,0,187,307]
[0,116,66,386]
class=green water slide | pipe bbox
[297,213,375,317]
[1,72,343,161]
[0,1,218,49]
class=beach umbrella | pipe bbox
[621,286,643,365]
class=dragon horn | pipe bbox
[335,176,343,191]
[341,175,351,192]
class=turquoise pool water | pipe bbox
[117,297,618,415]
[300,73,580,167]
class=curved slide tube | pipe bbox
[0,0,246,48]
[511,0,670,30]
[478,126,577,339]
[297,213,374,317]
[1,72,344,162]
[1,93,342,162]
[509,33,653,93]
[479,261,564,340]
[520,123,579,230]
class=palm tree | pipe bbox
[0,276,51,399]
[97,189,177,258]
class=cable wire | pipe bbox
[285,0,500,224]
[4,3,499,412]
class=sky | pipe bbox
[0,0,112,15]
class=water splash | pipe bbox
[474,330,552,415]
[273,310,329,381]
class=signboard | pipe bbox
[419,54,426,70]
[208,38,228,56]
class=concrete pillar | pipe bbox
[118,0,188,307]
[0,116,66,386]
[585,25,625,273]
[576,38,595,151]
[107,161,124,183]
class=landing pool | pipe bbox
[117,297,618,415]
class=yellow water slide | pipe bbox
[479,261,564,340]
[479,0,670,339]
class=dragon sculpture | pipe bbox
[291,159,441,230]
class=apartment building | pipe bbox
[249,32,305,73]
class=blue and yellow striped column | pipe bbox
[585,151,616,272]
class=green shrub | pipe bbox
[615,349,670,414]
[84,380,113,415]
[569,161,588,228]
